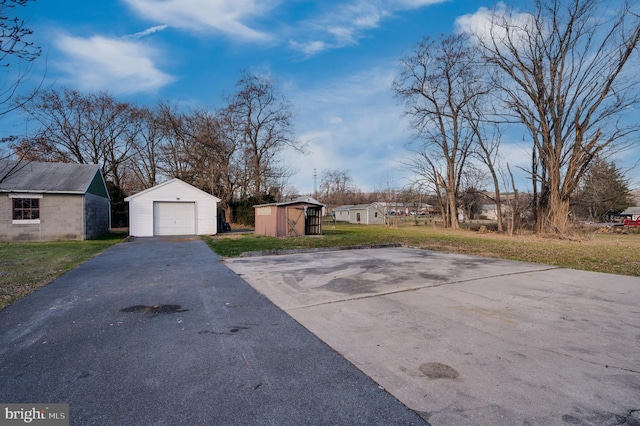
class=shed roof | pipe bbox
[254,196,324,208]
[349,204,382,210]
[0,160,103,194]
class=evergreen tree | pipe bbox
[572,157,633,222]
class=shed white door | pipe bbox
[153,202,196,235]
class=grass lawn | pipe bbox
[204,221,640,277]
[0,232,126,310]
[1,223,637,311]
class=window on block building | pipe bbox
[13,198,40,220]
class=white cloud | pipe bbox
[455,2,536,49]
[288,0,447,56]
[127,25,169,40]
[288,40,327,56]
[119,0,447,57]
[123,0,279,41]
[54,34,175,94]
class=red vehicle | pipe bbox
[623,218,640,227]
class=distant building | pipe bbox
[620,206,640,220]
[333,205,353,222]
[333,204,385,225]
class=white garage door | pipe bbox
[153,202,196,236]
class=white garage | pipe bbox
[125,178,221,237]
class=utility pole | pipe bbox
[313,168,317,197]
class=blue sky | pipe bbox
[5,0,639,194]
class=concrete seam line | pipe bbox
[285,266,562,311]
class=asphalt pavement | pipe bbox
[0,237,425,425]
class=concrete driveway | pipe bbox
[225,247,640,426]
[0,238,424,425]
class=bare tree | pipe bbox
[126,90,301,223]
[403,150,448,224]
[459,164,489,221]
[226,71,304,200]
[394,34,487,229]
[466,107,505,231]
[0,0,41,122]
[17,88,142,189]
[0,0,39,64]
[0,0,41,179]
[128,106,162,191]
[152,101,194,183]
[318,168,358,210]
[471,0,640,234]
[504,163,521,236]
[190,106,243,222]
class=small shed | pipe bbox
[0,160,110,242]
[125,178,220,237]
[348,204,385,225]
[254,197,324,237]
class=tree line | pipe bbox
[11,72,303,225]
[0,2,303,226]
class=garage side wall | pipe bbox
[196,198,217,235]
[84,193,110,239]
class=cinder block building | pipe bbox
[0,161,111,241]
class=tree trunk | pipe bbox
[223,204,234,224]
[488,169,503,232]
[448,190,459,229]
[548,190,571,234]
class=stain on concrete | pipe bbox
[322,277,380,294]
[419,362,460,379]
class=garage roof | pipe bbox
[124,178,221,202]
